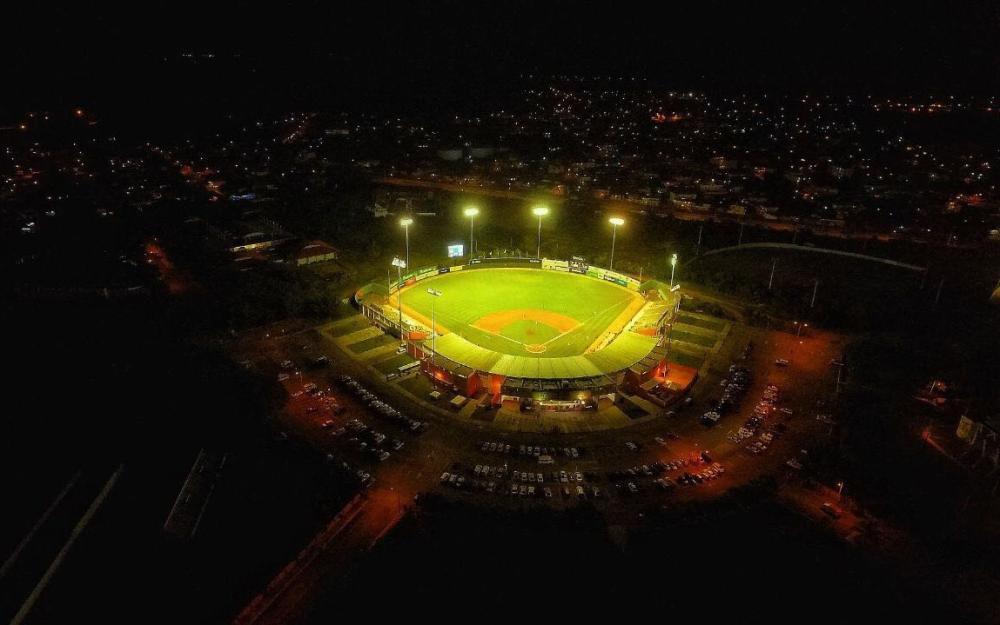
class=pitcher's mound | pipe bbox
[525,343,547,354]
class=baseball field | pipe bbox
[396,268,643,358]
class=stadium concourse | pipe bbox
[355,258,690,413]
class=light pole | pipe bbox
[532,206,549,258]
[464,206,479,259]
[670,253,678,288]
[392,257,406,347]
[608,217,624,271]
[399,217,413,270]
[427,288,442,365]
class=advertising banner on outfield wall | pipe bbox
[415,267,438,281]
[542,258,569,271]
[584,265,640,290]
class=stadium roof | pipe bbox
[426,330,660,380]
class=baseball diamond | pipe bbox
[368,266,667,382]
[397,269,638,357]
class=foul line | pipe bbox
[543,294,635,348]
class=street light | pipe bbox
[670,253,678,288]
[463,206,479,259]
[392,257,407,347]
[532,206,549,258]
[399,217,413,270]
[608,217,624,271]
[426,288,442,365]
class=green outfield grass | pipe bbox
[399,268,638,358]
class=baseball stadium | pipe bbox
[356,257,679,410]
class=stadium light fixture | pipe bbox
[464,206,479,258]
[399,217,413,269]
[392,257,407,346]
[608,217,625,271]
[532,206,549,258]
[670,253,678,288]
[427,288,442,364]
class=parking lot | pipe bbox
[229,312,846,520]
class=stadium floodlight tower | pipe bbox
[392,257,407,347]
[608,217,625,271]
[399,217,413,270]
[426,287,442,364]
[463,206,479,259]
[532,206,549,258]
[670,253,678,288]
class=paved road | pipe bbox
[234,488,408,625]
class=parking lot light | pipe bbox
[427,288,442,364]
[392,257,406,346]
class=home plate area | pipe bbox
[471,309,581,354]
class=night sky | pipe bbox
[5,2,1000,117]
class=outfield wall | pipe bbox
[386,257,640,295]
